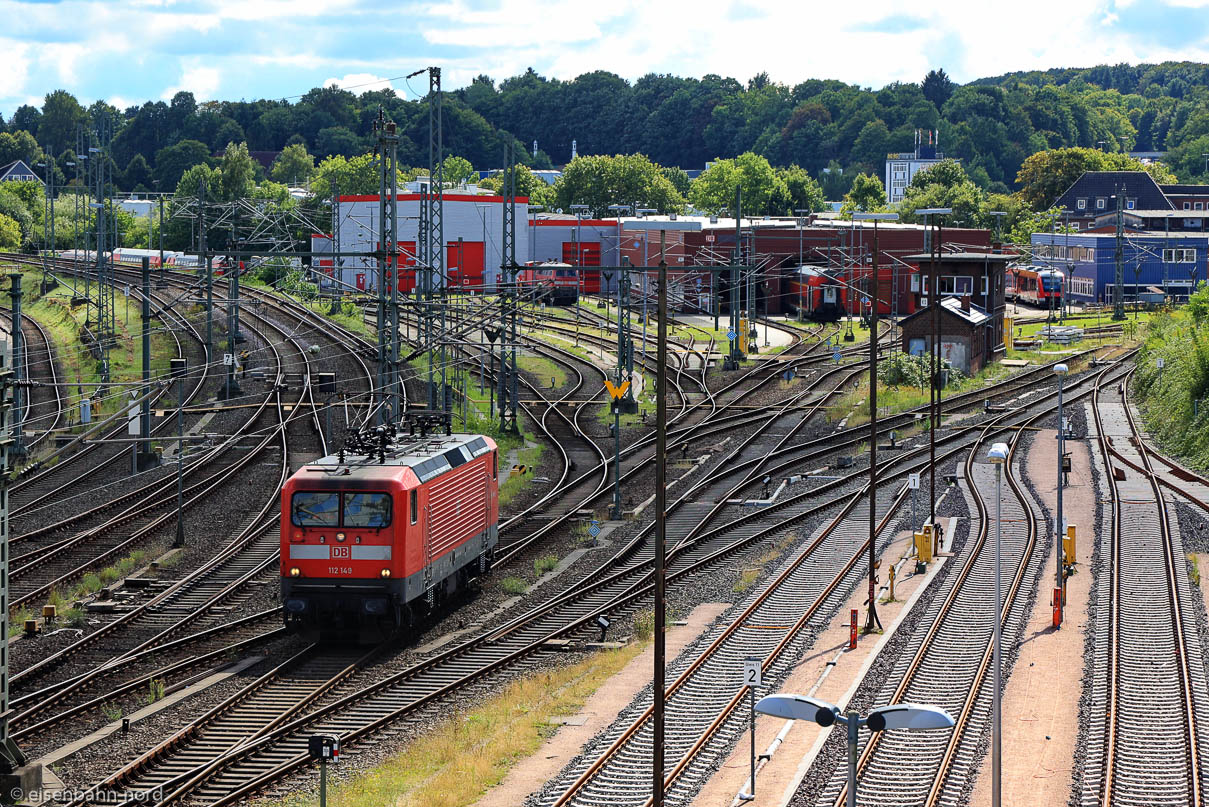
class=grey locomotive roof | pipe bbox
[309,432,493,482]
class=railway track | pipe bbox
[1084,368,1209,806]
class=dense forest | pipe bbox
[1,61,1208,253]
[3,61,1209,198]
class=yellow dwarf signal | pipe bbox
[604,379,631,400]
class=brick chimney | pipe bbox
[960,294,971,312]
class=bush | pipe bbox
[878,352,965,389]
[500,577,527,595]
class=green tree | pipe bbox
[442,155,476,187]
[315,126,362,158]
[0,213,20,250]
[896,160,987,226]
[123,154,153,191]
[270,143,315,185]
[0,131,42,168]
[219,142,255,200]
[38,90,88,156]
[310,153,389,198]
[477,164,555,208]
[777,165,826,214]
[154,139,211,193]
[552,154,685,217]
[1014,147,1174,209]
[659,165,691,196]
[841,173,887,214]
[689,152,786,215]
[922,69,955,109]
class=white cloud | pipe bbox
[324,73,398,95]
[162,63,222,101]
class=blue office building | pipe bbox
[1029,230,1208,303]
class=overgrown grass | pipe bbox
[499,576,527,595]
[534,555,558,575]
[517,353,568,389]
[261,643,642,807]
[5,269,175,455]
[8,607,31,638]
[498,442,543,507]
[1135,307,1209,470]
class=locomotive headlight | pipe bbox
[289,567,301,578]
[336,532,346,542]
[380,568,391,579]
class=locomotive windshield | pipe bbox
[344,493,392,527]
[290,491,392,527]
[291,491,339,526]
[1041,274,1063,292]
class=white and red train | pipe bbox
[281,427,499,642]
[1006,266,1063,306]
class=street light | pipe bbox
[987,441,1009,807]
[755,694,955,807]
[1053,363,1068,628]
[852,211,899,633]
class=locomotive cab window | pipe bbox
[343,493,392,528]
[291,491,339,526]
[410,489,418,524]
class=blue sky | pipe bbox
[4,0,1209,118]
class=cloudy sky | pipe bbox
[4,0,1209,117]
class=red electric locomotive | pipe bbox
[281,426,499,642]
[785,265,848,322]
[518,261,580,305]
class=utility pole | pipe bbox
[1113,190,1126,320]
[653,251,669,807]
[853,212,897,633]
[7,275,23,459]
[140,258,153,470]
[726,187,743,369]
[424,66,447,415]
[914,207,951,527]
[373,108,400,423]
[223,232,241,401]
[199,176,213,360]
[499,143,519,434]
[0,336,39,794]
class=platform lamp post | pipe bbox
[170,357,187,548]
[852,212,898,633]
[756,695,955,807]
[987,441,1010,807]
[1054,363,1068,627]
[915,207,952,531]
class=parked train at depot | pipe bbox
[518,261,580,305]
[785,265,848,322]
[1006,266,1063,306]
[281,424,499,642]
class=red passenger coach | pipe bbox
[784,266,849,322]
[281,429,499,642]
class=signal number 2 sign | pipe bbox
[743,656,762,688]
